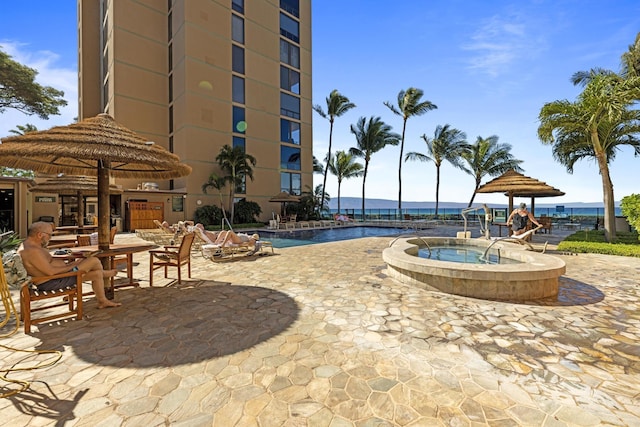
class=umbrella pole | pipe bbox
[98,160,114,299]
[98,161,110,250]
[77,190,85,227]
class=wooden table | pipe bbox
[53,225,98,235]
[68,243,157,298]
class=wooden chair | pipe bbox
[18,270,84,334]
[76,234,92,246]
[149,232,195,286]
[109,226,129,273]
[539,216,553,234]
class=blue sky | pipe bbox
[1,1,639,206]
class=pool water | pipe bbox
[418,246,523,265]
[263,227,403,248]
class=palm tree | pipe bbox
[313,90,356,210]
[8,123,38,135]
[299,184,329,219]
[621,32,640,79]
[538,74,640,241]
[201,172,229,224]
[327,150,363,214]
[405,124,468,217]
[349,116,400,215]
[215,144,257,224]
[459,136,523,207]
[2,124,38,177]
[312,155,324,174]
[384,87,437,210]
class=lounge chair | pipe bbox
[201,231,272,259]
[490,225,546,252]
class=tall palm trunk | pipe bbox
[361,161,369,218]
[593,132,617,241]
[398,119,407,210]
[337,179,342,213]
[321,119,334,211]
[434,165,441,217]
[468,179,480,207]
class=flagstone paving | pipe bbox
[1,225,639,426]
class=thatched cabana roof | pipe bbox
[476,169,564,213]
[30,175,123,195]
[0,113,191,179]
[0,113,191,250]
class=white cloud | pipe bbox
[462,14,542,78]
[0,41,77,137]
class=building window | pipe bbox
[232,14,244,44]
[280,66,300,94]
[280,93,300,119]
[168,43,173,72]
[233,106,246,133]
[280,118,300,145]
[279,13,299,43]
[281,146,301,170]
[169,74,173,102]
[232,75,245,103]
[281,172,301,195]
[169,105,174,133]
[232,0,244,14]
[168,11,172,42]
[280,39,299,69]
[232,45,245,74]
[280,0,299,18]
[233,136,245,149]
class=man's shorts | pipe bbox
[36,275,77,291]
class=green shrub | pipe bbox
[234,200,262,224]
[558,229,640,257]
[0,230,22,254]
[621,194,640,238]
[194,205,225,227]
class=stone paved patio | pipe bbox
[1,225,639,426]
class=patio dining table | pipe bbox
[63,243,157,298]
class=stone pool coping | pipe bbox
[382,237,566,301]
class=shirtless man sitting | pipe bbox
[18,221,121,309]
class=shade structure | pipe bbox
[30,175,123,225]
[475,170,565,213]
[0,113,191,250]
[30,175,123,195]
[269,191,300,216]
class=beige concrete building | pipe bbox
[77,0,312,227]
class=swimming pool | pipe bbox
[261,227,403,248]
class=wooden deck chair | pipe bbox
[149,232,195,285]
[1,253,84,334]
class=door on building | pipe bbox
[0,188,15,231]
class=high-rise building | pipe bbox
[77,0,312,225]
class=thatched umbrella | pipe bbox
[30,175,123,225]
[0,113,191,249]
[475,169,565,214]
[269,191,300,216]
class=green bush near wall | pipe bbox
[557,229,640,257]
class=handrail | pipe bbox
[388,233,431,257]
[461,204,492,239]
